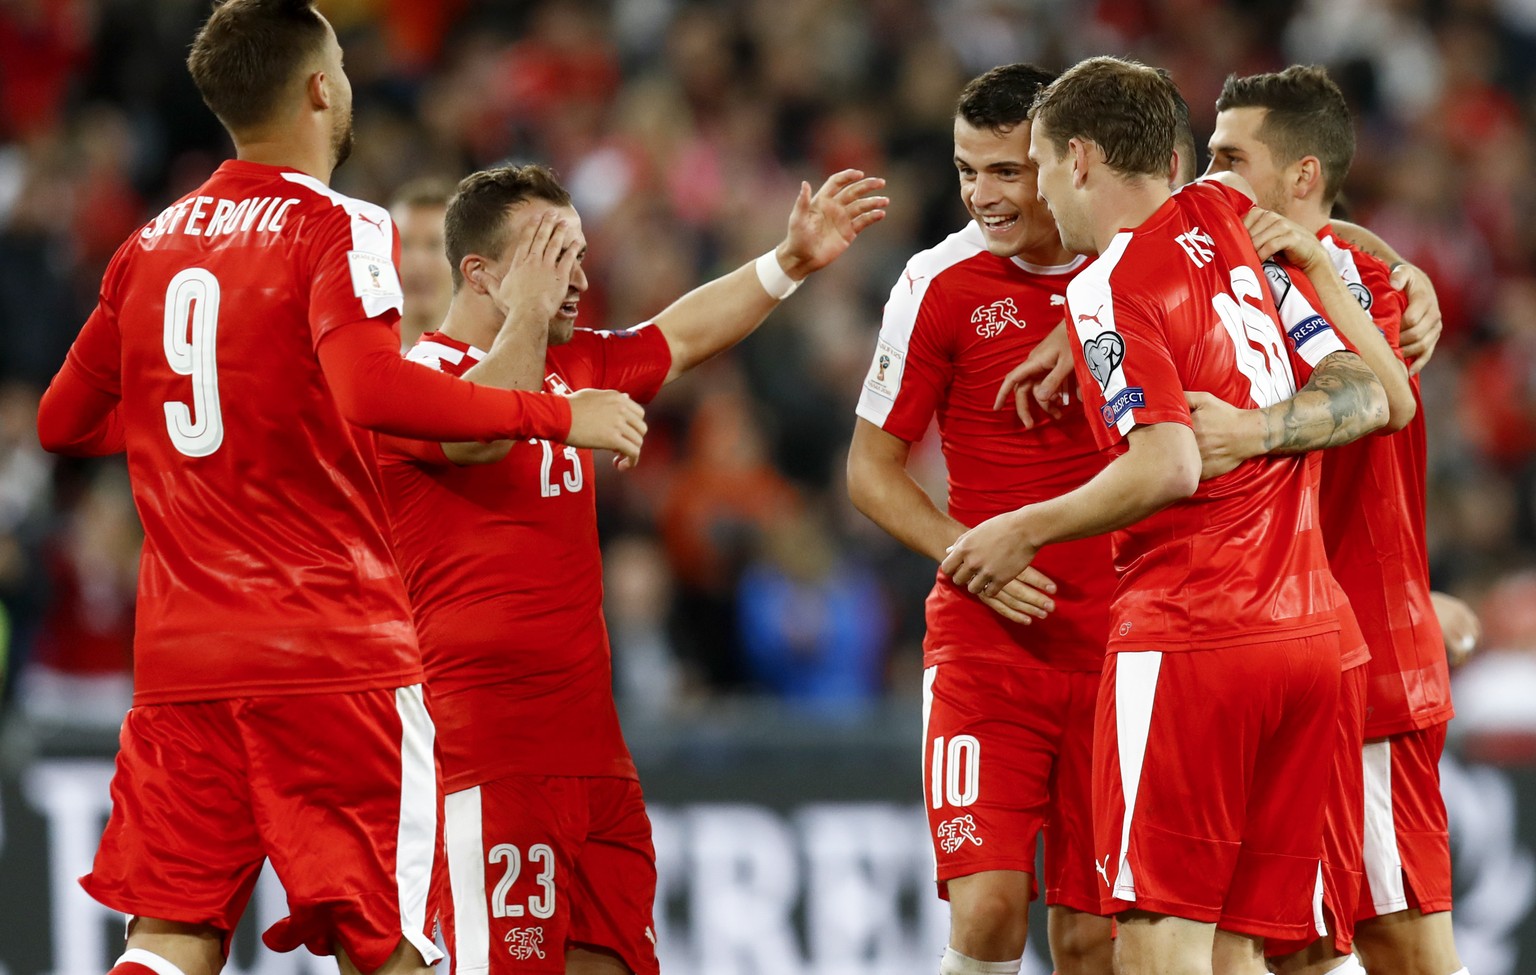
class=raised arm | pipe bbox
[1329,219,1442,375]
[655,169,887,383]
[846,418,1055,624]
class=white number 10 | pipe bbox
[162,268,225,457]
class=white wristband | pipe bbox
[755,250,802,300]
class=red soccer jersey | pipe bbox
[1316,229,1450,736]
[53,160,424,704]
[1264,259,1373,671]
[377,326,672,791]
[856,222,1114,672]
[1066,180,1342,653]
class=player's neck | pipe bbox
[1093,178,1171,253]
[1285,201,1330,237]
[1012,238,1077,268]
[232,133,333,185]
[438,295,499,354]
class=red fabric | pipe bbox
[1358,722,1453,919]
[855,225,1114,673]
[1066,180,1341,653]
[83,688,446,970]
[1267,663,1368,958]
[43,160,433,704]
[317,322,572,443]
[1093,637,1340,939]
[923,661,1100,914]
[377,326,671,789]
[1316,231,1451,737]
[444,775,658,975]
[37,354,124,456]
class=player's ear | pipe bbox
[307,70,330,111]
[461,256,488,295]
[1296,155,1323,200]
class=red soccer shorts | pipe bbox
[921,660,1100,914]
[1269,661,1367,958]
[82,686,445,972]
[443,775,658,975]
[1359,720,1452,919]
[1093,635,1340,941]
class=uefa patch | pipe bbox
[1082,332,1125,390]
[1287,314,1332,350]
[1100,386,1145,427]
[1347,281,1374,311]
[1264,261,1293,307]
[864,339,905,400]
[347,250,402,301]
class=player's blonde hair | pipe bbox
[1029,56,1182,180]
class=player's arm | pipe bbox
[1329,219,1442,375]
[940,422,1199,595]
[1432,590,1481,667]
[1247,209,1413,430]
[846,418,1055,624]
[37,305,126,457]
[655,169,887,384]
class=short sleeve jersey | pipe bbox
[1316,229,1450,735]
[63,160,421,705]
[1065,179,1342,652]
[376,325,672,791]
[856,222,1113,672]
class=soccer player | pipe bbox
[375,162,886,975]
[1195,66,1468,975]
[941,57,1386,975]
[390,177,455,351]
[33,4,646,975]
[846,63,1113,975]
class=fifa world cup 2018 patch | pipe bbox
[347,250,403,301]
[864,339,906,400]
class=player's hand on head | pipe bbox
[994,320,1077,427]
[563,388,646,468]
[1243,208,1327,273]
[1185,390,1258,481]
[1431,590,1481,667]
[939,511,1038,604]
[777,169,889,280]
[1391,262,1442,376]
[495,210,578,327]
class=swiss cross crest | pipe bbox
[971,298,1023,338]
[504,927,546,961]
[937,814,984,854]
[544,372,573,395]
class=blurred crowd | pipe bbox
[1,0,1534,740]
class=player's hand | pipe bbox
[490,210,580,327]
[977,566,1059,625]
[776,169,889,280]
[1431,590,1481,667]
[1244,208,1329,275]
[1186,390,1264,480]
[1391,262,1442,376]
[940,511,1039,602]
[563,388,646,468]
[994,320,1077,428]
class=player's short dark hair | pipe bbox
[956,63,1058,133]
[1216,65,1355,205]
[444,164,572,290]
[1029,56,1181,180]
[390,177,455,211]
[186,0,329,132]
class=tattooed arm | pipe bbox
[1186,351,1387,481]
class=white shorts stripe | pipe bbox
[445,787,489,975]
[1111,651,1163,901]
[1361,739,1408,914]
[395,685,444,966]
[1311,860,1328,937]
[922,665,939,880]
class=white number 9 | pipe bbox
[163,268,225,457]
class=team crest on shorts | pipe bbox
[937,814,984,853]
[504,927,546,961]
